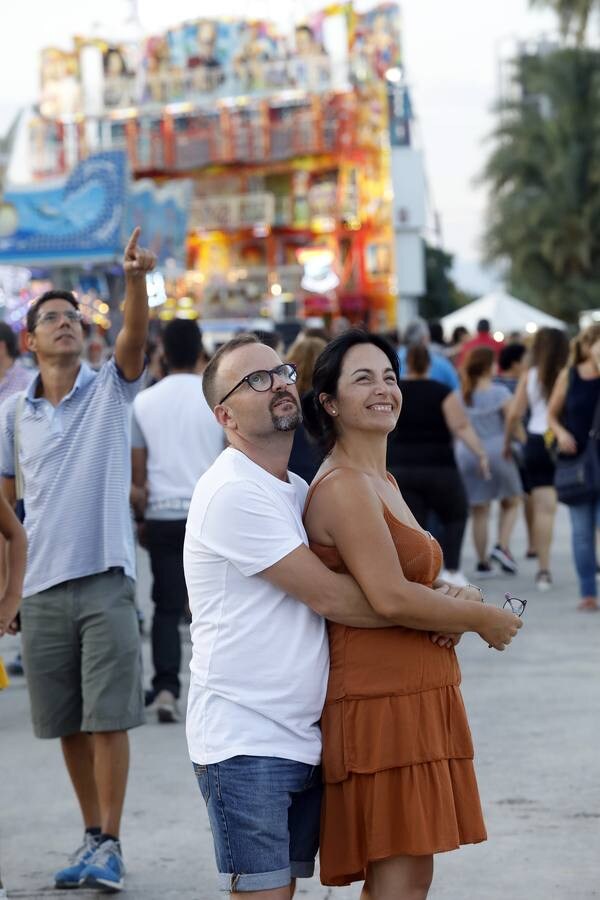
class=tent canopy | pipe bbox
[440,292,566,338]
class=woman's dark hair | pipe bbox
[428,320,445,346]
[461,346,495,406]
[0,322,19,359]
[530,327,569,399]
[302,329,400,455]
[498,342,526,372]
[451,325,468,345]
[406,344,430,376]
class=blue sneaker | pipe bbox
[80,839,125,892]
[54,833,99,888]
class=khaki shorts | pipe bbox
[20,569,145,739]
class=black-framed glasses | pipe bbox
[503,593,527,617]
[219,363,298,405]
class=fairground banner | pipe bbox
[125,178,191,267]
[0,151,128,265]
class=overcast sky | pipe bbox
[0,0,558,291]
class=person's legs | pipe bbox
[531,486,557,573]
[471,503,490,563]
[61,733,100,829]
[361,854,434,900]
[62,730,128,837]
[428,469,468,572]
[144,520,188,701]
[568,501,598,607]
[75,571,144,889]
[523,491,536,555]
[93,731,130,837]
[498,496,520,550]
[193,757,320,896]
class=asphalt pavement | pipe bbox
[1,503,599,899]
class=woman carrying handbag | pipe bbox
[547,324,600,610]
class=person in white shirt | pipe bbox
[131,320,223,722]
[183,333,519,900]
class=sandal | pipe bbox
[577,597,599,611]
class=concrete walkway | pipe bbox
[1,504,599,898]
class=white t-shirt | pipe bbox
[184,447,329,766]
[526,368,549,435]
[132,374,223,517]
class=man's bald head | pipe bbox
[202,334,261,409]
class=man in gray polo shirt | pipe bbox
[0,228,156,893]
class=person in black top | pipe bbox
[388,345,489,586]
[548,323,600,610]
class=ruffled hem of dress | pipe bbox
[319,757,487,886]
[321,686,475,783]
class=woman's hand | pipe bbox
[429,582,483,648]
[430,632,461,648]
[478,605,522,651]
[556,427,578,455]
[0,592,21,637]
[478,453,491,480]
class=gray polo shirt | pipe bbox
[0,357,143,597]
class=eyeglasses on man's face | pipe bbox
[35,309,83,329]
[219,363,298,405]
[503,593,526,617]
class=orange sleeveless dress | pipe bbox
[306,471,487,887]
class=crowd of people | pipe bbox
[0,244,599,898]
[382,316,600,601]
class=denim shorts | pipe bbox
[193,755,322,893]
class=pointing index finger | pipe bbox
[125,226,141,257]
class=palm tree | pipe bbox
[530,0,597,45]
[482,48,600,320]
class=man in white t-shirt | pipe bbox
[132,319,223,722]
[184,334,392,898]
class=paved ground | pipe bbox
[1,504,599,899]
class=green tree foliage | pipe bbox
[419,242,474,321]
[482,48,600,321]
[530,0,596,45]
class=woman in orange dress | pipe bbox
[302,330,522,899]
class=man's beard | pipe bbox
[270,393,302,432]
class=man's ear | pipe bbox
[25,331,37,354]
[214,404,236,430]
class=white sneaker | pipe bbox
[440,569,469,588]
[155,690,180,723]
[535,570,552,592]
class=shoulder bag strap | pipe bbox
[14,392,26,502]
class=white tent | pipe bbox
[440,291,566,338]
